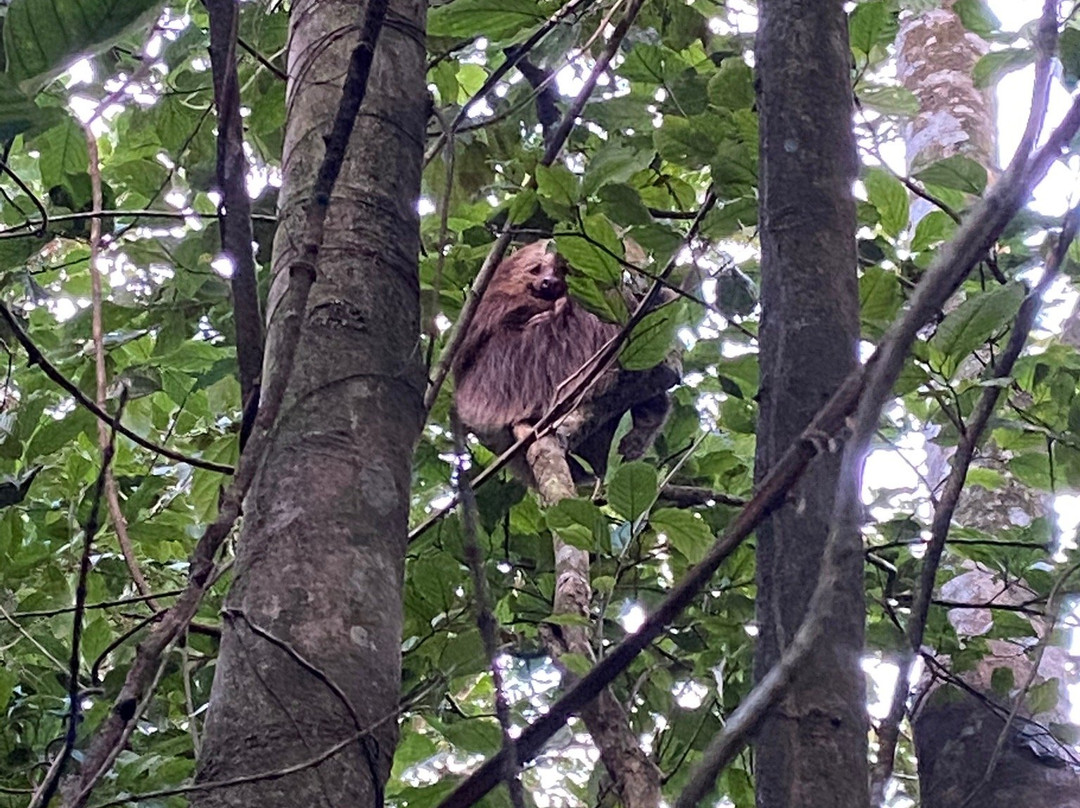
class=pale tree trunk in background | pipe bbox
[898,4,1080,806]
[191,0,427,804]
[753,2,868,807]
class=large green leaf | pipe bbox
[864,168,909,238]
[608,461,658,521]
[930,283,1026,378]
[4,0,163,91]
[427,0,544,39]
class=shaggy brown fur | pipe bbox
[453,241,670,482]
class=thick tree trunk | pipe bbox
[752,3,868,807]
[191,0,426,804]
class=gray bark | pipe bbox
[191,0,427,804]
[753,2,869,807]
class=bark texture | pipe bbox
[753,2,868,807]
[896,0,995,174]
[191,0,426,804]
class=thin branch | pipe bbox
[237,35,288,81]
[0,303,234,474]
[83,122,155,605]
[0,208,276,239]
[0,159,48,236]
[205,0,265,428]
[12,589,183,618]
[452,410,526,808]
[30,392,124,808]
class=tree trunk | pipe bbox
[191,0,427,804]
[525,432,662,808]
[752,2,868,807]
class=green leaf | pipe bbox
[930,283,1025,378]
[990,666,1014,698]
[1062,28,1080,90]
[911,210,957,251]
[442,719,503,755]
[1027,678,1060,716]
[707,59,754,110]
[953,0,1000,38]
[427,0,544,39]
[859,267,903,334]
[558,651,593,676]
[654,115,720,170]
[849,1,897,57]
[974,48,1035,89]
[864,168,908,237]
[583,143,649,197]
[598,183,651,226]
[535,164,580,208]
[4,0,163,92]
[507,188,539,226]
[608,461,658,521]
[554,217,622,284]
[620,303,680,371]
[651,508,712,564]
[858,85,919,116]
[914,155,988,196]
[30,118,90,190]
[546,497,606,551]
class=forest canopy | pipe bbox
[0,1,1079,807]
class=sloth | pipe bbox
[452,241,671,484]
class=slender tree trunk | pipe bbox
[191,0,427,804]
[526,433,662,808]
[752,2,868,807]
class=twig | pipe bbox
[451,410,525,808]
[237,36,287,81]
[30,392,124,808]
[12,589,183,617]
[0,209,276,239]
[83,121,155,605]
[0,303,234,474]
